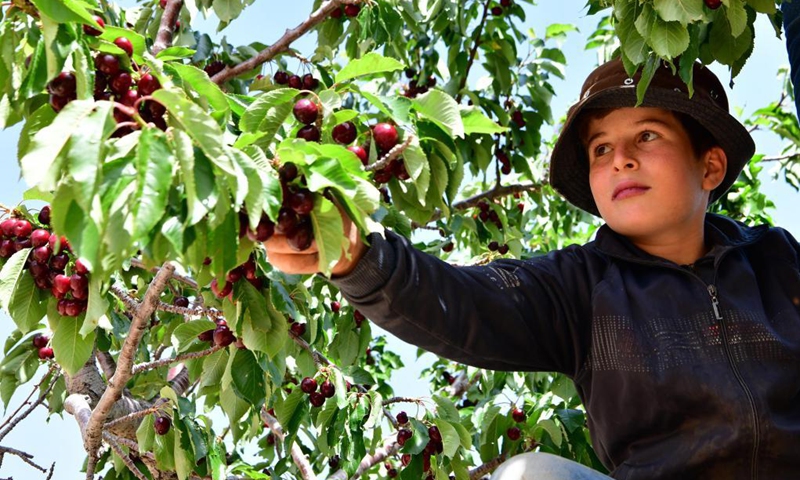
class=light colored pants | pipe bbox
[491,452,612,480]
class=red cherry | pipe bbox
[347,145,368,165]
[344,4,360,16]
[50,253,69,272]
[197,329,214,343]
[396,411,408,424]
[354,309,366,327]
[53,274,71,294]
[289,190,315,215]
[286,219,313,251]
[511,407,526,423]
[210,278,233,298]
[0,218,16,236]
[65,300,84,317]
[32,245,51,263]
[247,215,275,242]
[32,333,49,349]
[173,296,190,308]
[74,259,90,275]
[332,121,358,144]
[37,206,51,226]
[320,380,335,398]
[95,54,120,76]
[506,426,521,441]
[120,89,139,107]
[287,75,303,89]
[273,71,290,85]
[113,37,134,57]
[330,301,341,313]
[14,238,32,251]
[330,7,343,18]
[48,72,77,97]
[213,325,235,347]
[83,16,105,36]
[293,99,319,125]
[110,71,133,94]
[300,377,318,393]
[0,240,14,258]
[30,229,50,247]
[137,74,161,96]
[302,73,319,90]
[500,0,512,6]
[396,428,413,446]
[154,416,171,435]
[290,322,306,336]
[13,220,32,238]
[491,5,503,15]
[38,347,55,360]
[297,125,321,142]
[309,391,325,407]
[704,0,722,8]
[372,123,398,151]
[70,274,89,293]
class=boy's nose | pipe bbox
[612,145,639,172]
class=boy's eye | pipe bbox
[640,131,659,142]
[593,144,610,157]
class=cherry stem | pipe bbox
[455,0,490,103]
[364,135,414,172]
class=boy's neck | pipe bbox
[626,224,710,266]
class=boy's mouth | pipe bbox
[612,181,650,201]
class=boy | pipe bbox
[265,58,800,479]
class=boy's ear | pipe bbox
[702,146,728,192]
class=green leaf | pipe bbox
[745,0,775,13]
[725,0,748,38]
[432,418,460,458]
[156,46,197,61]
[167,64,230,122]
[412,90,464,138]
[201,349,229,388]
[213,0,245,23]
[99,26,146,60]
[171,130,207,226]
[433,395,460,423]
[312,196,345,275]
[239,88,299,133]
[461,107,507,135]
[536,418,563,447]
[401,418,431,455]
[137,414,156,453]
[152,89,234,175]
[231,349,265,407]
[173,320,216,352]
[335,52,404,83]
[52,317,96,376]
[8,273,47,335]
[362,391,383,430]
[133,128,173,242]
[30,0,98,25]
[615,0,648,65]
[652,0,704,23]
[648,17,690,58]
[0,249,30,311]
[451,422,473,450]
[19,100,100,191]
[154,426,176,470]
[174,420,194,480]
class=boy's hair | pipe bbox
[576,108,718,160]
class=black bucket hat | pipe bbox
[549,57,755,217]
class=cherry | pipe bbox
[347,145,368,165]
[320,379,335,398]
[110,71,133,94]
[213,325,235,347]
[154,416,171,435]
[302,73,319,90]
[328,455,340,470]
[344,4,360,16]
[50,253,69,272]
[173,296,190,308]
[396,428,413,446]
[210,278,233,298]
[48,72,77,97]
[373,169,392,184]
[31,229,50,247]
[289,190,314,215]
[704,0,722,8]
[13,219,32,238]
[0,218,16,236]
[32,245,51,263]
[275,207,298,235]
[372,123,398,151]
[488,241,499,251]
[197,329,214,343]
[137,74,161,96]
[38,347,55,360]
[428,425,442,443]
[290,322,306,336]
[395,161,410,180]
[73,259,91,276]
[286,219,313,251]
[53,274,71,294]
[14,238,32,251]
[288,74,303,89]
[309,391,325,407]
[300,377,318,394]
[50,93,71,112]
[511,407,526,423]
[332,121,357,144]
[72,287,88,300]
[160,0,167,7]
[396,411,408,424]
[32,333,49,349]
[297,125,321,142]
[387,468,398,478]
[273,70,290,85]
[234,337,246,350]
[330,301,341,313]
[95,54,120,76]
[34,275,52,290]
[266,432,275,445]
[293,99,319,125]
[114,37,134,57]
[401,454,411,466]
[28,261,49,279]
[441,242,454,253]
[65,300,85,317]
[491,5,503,15]
[354,310,366,327]
[500,0,512,6]
[204,60,225,77]
[279,162,299,182]
[120,90,139,107]
[506,426,521,441]
[511,110,525,127]
[248,215,275,242]
[498,244,509,255]
[83,16,105,36]
[330,7,343,18]
[501,163,511,175]
[70,273,89,292]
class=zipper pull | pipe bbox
[707,284,723,321]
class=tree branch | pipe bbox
[103,432,149,480]
[469,452,509,479]
[363,135,415,172]
[0,445,48,473]
[152,0,183,55]
[130,258,199,290]
[156,301,225,320]
[210,0,347,85]
[762,152,799,162]
[261,410,317,480]
[455,0,490,103]
[416,182,542,227]
[0,365,58,442]
[104,398,170,430]
[96,350,117,380]
[131,345,223,374]
[83,262,176,478]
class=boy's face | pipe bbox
[585,107,726,240]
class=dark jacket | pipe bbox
[330,214,800,480]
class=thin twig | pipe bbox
[130,258,199,290]
[415,182,542,227]
[329,438,400,480]
[468,452,509,479]
[83,262,176,479]
[363,135,415,172]
[156,301,225,320]
[152,0,183,55]
[103,432,149,480]
[455,0,491,103]
[0,446,47,472]
[762,152,798,162]
[210,0,349,84]
[131,345,223,374]
[104,398,170,429]
[0,365,58,441]
[383,396,425,405]
[261,410,317,480]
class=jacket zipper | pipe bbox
[706,283,760,480]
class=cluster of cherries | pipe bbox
[401,68,437,99]
[330,301,366,328]
[0,207,91,319]
[494,148,513,175]
[55,16,166,135]
[506,406,526,441]
[31,333,53,360]
[197,317,240,348]
[475,200,504,230]
[208,254,268,300]
[490,0,514,15]
[299,375,336,407]
[368,123,409,184]
[393,411,444,478]
[329,3,361,19]
[273,70,320,91]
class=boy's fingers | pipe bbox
[265,251,320,275]
[264,234,319,255]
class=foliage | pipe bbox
[0,0,797,479]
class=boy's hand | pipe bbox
[263,210,366,277]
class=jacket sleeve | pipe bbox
[329,230,600,376]
[783,0,800,119]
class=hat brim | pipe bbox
[549,86,755,217]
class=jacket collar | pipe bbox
[592,213,770,266]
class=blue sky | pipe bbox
[0,1,797,477]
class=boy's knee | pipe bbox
[491,452,607,480]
